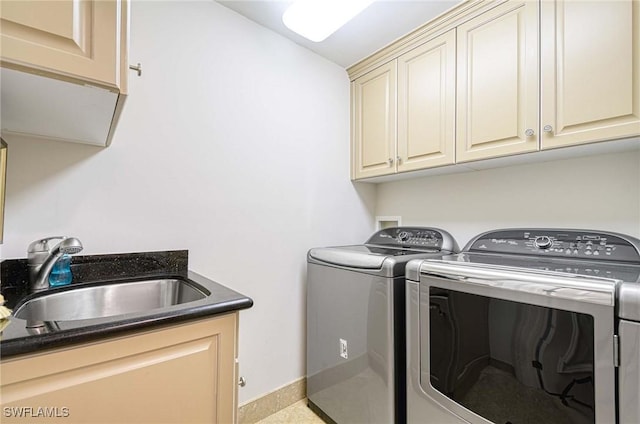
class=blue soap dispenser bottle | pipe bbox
[49,254,73,287]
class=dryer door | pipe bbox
[416,261,617,424]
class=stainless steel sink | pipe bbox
[13,278,208,322]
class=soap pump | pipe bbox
[49,254,73,287]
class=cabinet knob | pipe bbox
[396,156,402,165]
[543,125,553,133]
[238,376,247,387]
[525,129,535,137]
[387,158,394,166]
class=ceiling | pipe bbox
[215,0,464,69]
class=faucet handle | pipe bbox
[27,236,66,254]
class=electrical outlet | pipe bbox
[339,338,348,359]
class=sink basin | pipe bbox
[13,278,209,322]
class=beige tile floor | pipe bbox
[256,399,324,424]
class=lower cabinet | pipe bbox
[0,313,239,424]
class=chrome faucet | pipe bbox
[27,236,83,292]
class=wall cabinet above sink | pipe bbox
[349,0,640,181]
[0,0,129,146]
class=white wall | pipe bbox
[376,150,640,248]
[5,0,639,409]
[2,1,376,404]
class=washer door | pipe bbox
[417,261,617,424]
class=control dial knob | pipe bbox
[534,236,553,249]
[398,231,411,242]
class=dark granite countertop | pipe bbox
[0,250,253,359]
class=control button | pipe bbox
[573,249,579,254]
[534,236,553,249]
[593,251,600,256]
[565,249,572,254]
[398,231,410,242]
[585,250,592,255]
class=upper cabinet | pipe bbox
[348,0,640,181]
[352,29,456,179]
[456,0,538,163]
[398,30,456,172]
[540,0,640,149]
[1,0,124,87]
[0,0,129,146]
[352,61,397,179]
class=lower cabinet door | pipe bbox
[0,314,238,424]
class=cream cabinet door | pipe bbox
[352,61,397,179]
[456,0,539,163]
[540,0,640,149]
[1,314,239,424]
[397,30,456,172]
[0,0,125,88]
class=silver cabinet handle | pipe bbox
[129,63,142,76]
[396,156,402,165]
[525,129,535,137]
[543,125,553,133]
[387,158,394,166]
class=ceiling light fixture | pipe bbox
[282,0,374,43]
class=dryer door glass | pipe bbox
[425,287,595,424]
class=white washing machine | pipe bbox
[307,227,458,424]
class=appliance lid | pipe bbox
[308,245,441,271]
[307,227,459,276]
[308,245,392,269]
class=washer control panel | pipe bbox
[367,227,453,251]
[467,229,640,263]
